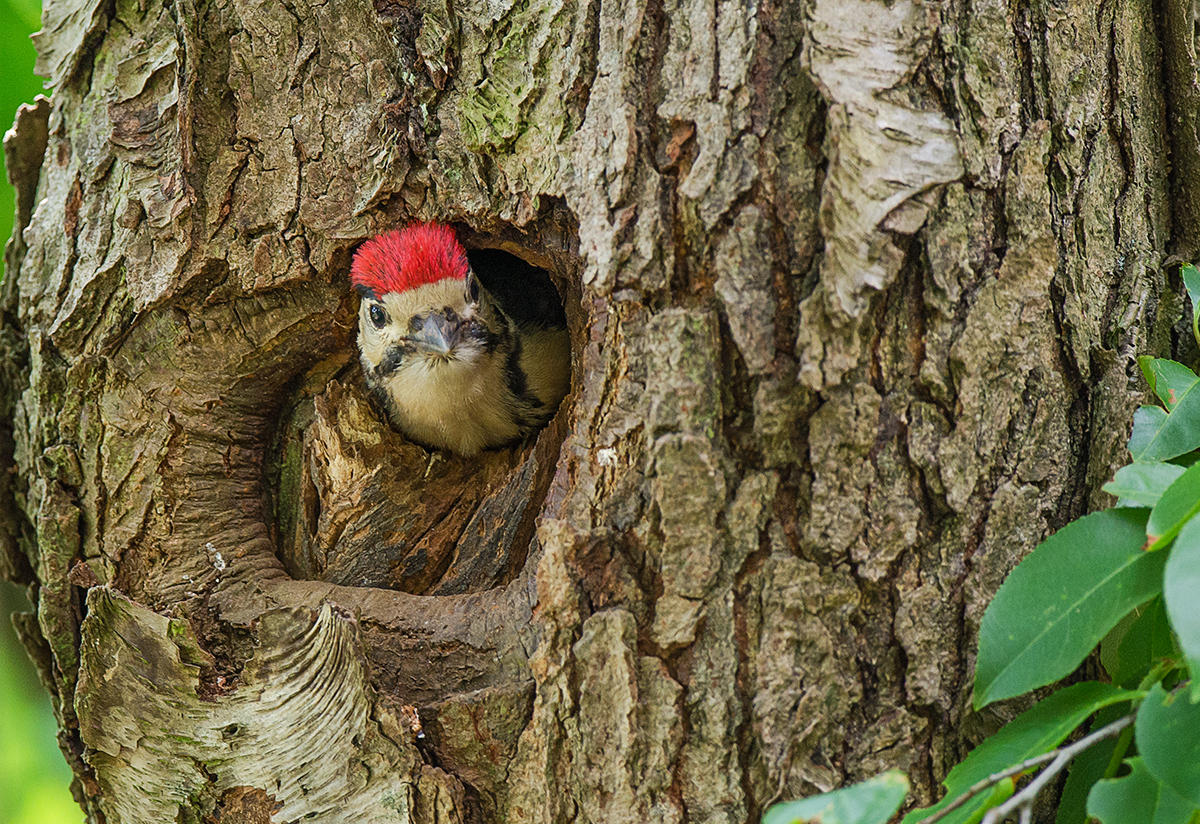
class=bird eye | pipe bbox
[466,271,480,303]
[369,304,388,329]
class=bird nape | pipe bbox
[350,223,571,456]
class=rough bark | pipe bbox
[0,0,1187,822]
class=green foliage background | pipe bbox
[1,1,81,821]
[1,0,40,280]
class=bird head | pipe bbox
[350,223,500,383]
[349,222,571,455]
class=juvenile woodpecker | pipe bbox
[350,223,571,456]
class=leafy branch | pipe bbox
[974,714,1134,824]
[915,714,1134,824]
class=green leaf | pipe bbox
[1130,406,1172,461]
[1183,264,1200,348]
[1140,358,1200,411]
[1164,518,1200,701]
[1138,684,1200,807]
[903,683,1141,824]
[1147,461,1200,549]
[1104,463,1186,508]
[1177,452,1200,468]
[763,771,909,824]
[962,780,1014,824]
[1055,705,1130,824]
[1103,597,1178,690]
[1088,758,1200,824]
[1120,598,1179,667]
[975,509,1165,708]
[1130,389,1200,463]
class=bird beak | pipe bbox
[409,312,462,355]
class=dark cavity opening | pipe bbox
[466,247,568,331]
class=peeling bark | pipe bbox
[0,0,1186,821]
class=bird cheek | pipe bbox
[378,346,405,377]
[468,318,501,352]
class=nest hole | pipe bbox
[270,217,581,596]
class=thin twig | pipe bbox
[913,751,1059,824]
[915,712,1135,824]
[979,713,1136,824]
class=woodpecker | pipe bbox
[350,223,571,456]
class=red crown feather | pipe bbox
[350,223,469,297]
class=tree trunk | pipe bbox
[0,0,1184,821]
